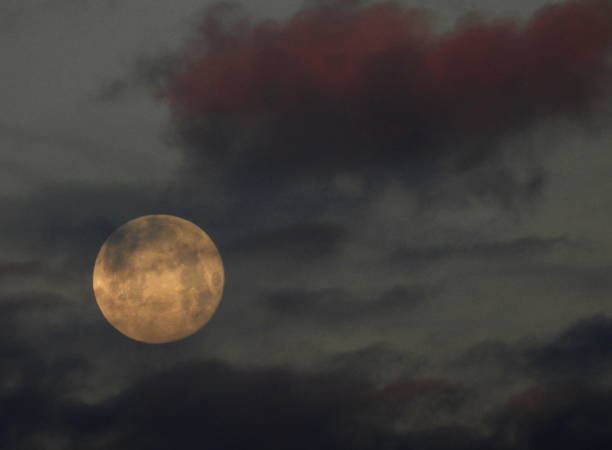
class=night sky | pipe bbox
[3,0,612,448]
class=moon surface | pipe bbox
[93,215,224,344]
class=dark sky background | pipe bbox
[3,0,612,448]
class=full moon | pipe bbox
[92,215,224,344]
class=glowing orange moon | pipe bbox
[92,215,224,344]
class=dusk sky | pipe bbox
[3,0,612,448]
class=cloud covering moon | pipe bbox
[93,215,224,343]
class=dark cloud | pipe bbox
[0,261,44,280]
[0,290,71,315]
[4,312,612,449]
[389,235,566,269]
[0,345,479,450]
[528,314,612,378]
[261,284,433,324]
[374,378,457,399]
[494,383,612,450]
[397,426,502,450]
[0,338,91,449]
[225,221,348,262]
[0,356,375,450]
[165,0,612,199]
[505,262,612,299]
[454,339,528,377]
[454,313,612,383]
[107,361,374,450]
[319,343,426,383]
[0,289,111,360]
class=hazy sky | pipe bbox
[3,1,612,449]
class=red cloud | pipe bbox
[170,1,612,125]
[166,0,612,184]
